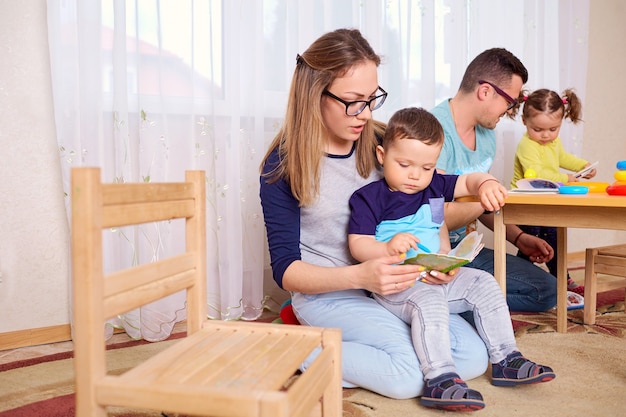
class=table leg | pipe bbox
[493,210,507,294]
[556,227,568,333]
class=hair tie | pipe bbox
[296,54,303,64]
[523,96,528,102]
[562,97,568,104]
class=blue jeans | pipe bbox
[466,248,557,312]
[374,267,517,381]
[291,289,488,399]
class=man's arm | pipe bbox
[478,212,554,263]
[444,201,484,231]
[438,167,485,231]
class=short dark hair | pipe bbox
[459,48,528,92]
[382,107,444,148]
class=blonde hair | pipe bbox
[260,28,385,207]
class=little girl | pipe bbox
[511,88,596,290]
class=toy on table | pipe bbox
[520,169,591,194]
[559,185,588,195]
[606,160,626,196]
[565,181,609,193]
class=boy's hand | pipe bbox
[386,232,419,256]
[478,180,507,212]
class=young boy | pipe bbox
[348,107,555,412]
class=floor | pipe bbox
[0,308,280,366]
[0,321,189,366]
[1,261,588,367]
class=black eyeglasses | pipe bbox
[478,80,518,111]
[323,87,387,116]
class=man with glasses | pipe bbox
[431,48,558,313]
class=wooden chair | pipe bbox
[71,167,342,417]
[583,244,626,325]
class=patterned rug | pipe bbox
[511,288,626,337]
[1,284,624,417]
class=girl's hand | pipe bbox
[582,168,597,179]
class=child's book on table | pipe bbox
[511,161,599,193]
[511,178,560,193]
[402,231,484,273]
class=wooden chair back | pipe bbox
[583,243,626,325]
[71,167,342,417]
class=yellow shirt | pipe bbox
[511,133,587,187]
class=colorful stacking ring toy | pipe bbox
[607,160,626,195]
[614,171,626,182]
[566,181,609,193]
[607,182,626,196]
[559,185,588,195]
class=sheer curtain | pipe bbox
[47,0,589,342]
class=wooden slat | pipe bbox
[595,279,626,292]
[103,182,196,205]
[103,253,196,298]
[598,244,626,256]
[199,332,319,389]
[97,379,271,417]
[117,330,220,381]
[281,345,335,417]
[102,199,195,228]
[103,270,196,318]
[594,259,626,276]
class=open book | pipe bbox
[402,231,484,273]
[512,178,560,193]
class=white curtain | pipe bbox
[47,0,589,342]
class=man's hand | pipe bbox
[516,233,554,264]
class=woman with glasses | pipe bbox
[259,28,490,400]
[432,48,558,313]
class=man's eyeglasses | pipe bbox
[478,80,518,111]
[323,87,387,116]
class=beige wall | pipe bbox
[0,0,71,335]
[1,1,626,341]
[569,0,626,251]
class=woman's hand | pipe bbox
[356,255,461,295]
[516,233,554,264]
[416,267,459,285]
[357,255,424,295]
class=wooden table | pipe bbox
[492,193,626,333]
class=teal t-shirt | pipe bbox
[431,99,496,242]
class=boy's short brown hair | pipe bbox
[382,107,444,149]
